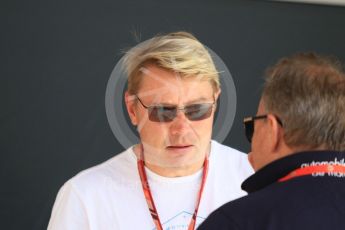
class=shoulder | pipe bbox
[199,188,267,230]
[65,147,138,193]
[210,140,254,175]
[198,204,241,230]
[211,140,247,159]
[201,177,345,229]
[209,181,294,226]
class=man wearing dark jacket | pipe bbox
[198,53,345,230]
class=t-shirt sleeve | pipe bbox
[47,181,89,230]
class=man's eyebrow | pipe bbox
[152,97,214,106]
[185,97,214,104]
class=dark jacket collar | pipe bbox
[242,150,345,193]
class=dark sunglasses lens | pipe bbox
[244,120,254,143]
[185,104,213,121]
[148,106,176,122]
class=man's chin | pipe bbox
[165,148,205,166]
[142,144,207,168]
[165,145,194,155]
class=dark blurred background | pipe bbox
[1,0,345,229]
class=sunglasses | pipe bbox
[135,95,215,122]
[243,115,283,143]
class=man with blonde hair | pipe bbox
[199,53,345,230]
[48,32,253,230]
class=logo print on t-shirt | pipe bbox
[152,211,205,230]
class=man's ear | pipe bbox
[213,89,221,109]
[125,91,138,125]
[214,88,221,101]
[266,114,282,153]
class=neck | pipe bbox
[145,159,205,177]
[133,144,209,178]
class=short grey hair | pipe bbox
[262,52,345,151]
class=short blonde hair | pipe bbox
[122,31,220,94]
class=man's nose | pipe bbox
[169,110,190,135]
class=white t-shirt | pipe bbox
[48,141,253,230]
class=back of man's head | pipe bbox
[262,52,345,151]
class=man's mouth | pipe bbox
[166,145,193,149]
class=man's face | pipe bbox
[126,64,219,169]
[248,99,272,171]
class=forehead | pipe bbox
[137,64,214,102]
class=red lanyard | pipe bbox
[137,145,209,230]
[279,164,345,182]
